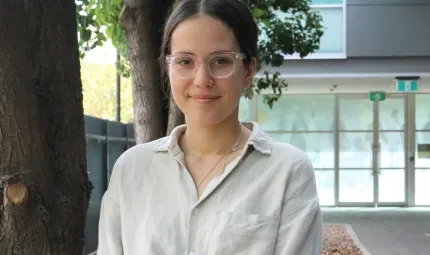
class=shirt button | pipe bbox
[193,208,200,214]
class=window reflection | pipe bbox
[259,95,335,206]
[416,95,430,131]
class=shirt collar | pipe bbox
[153,121,273,155]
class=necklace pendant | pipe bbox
[232,143,238,152]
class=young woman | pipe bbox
[97,0,322,254]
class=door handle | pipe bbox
[372,143,381,176]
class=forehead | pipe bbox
[170,15,239,55]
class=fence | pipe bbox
[83,115,136,254]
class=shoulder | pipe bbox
[111,136,169,175]
[102,136,171,204]
[246,122,313,177]
[264,141,319,204]
[265,140,315,185]
[270,141,312,169]
[105,136,170,197]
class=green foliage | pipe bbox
[76,0,130,77]
[247,0,324,108]
[76,0,324,109]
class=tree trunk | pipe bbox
[0,1,92,254]
[166,93,185,135]
[120,0,173,144]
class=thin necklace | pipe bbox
[184,125,244,189]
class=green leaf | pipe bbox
[105,26,113,38]
[97,32,107,41]
[95,5,103,24]
[81,29,92,42]
[252,8,265,18]
[261,19,270,27]
[78,15,87,27]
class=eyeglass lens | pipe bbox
[170,54,236,79]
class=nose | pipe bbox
[193,63,213,88]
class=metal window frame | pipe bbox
[251,93,417,207]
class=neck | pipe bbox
[183,118,244,156]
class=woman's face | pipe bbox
[168,15,255,126]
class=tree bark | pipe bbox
[0,1,92,254]
[119,0,173,144]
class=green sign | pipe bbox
[397,80,419,92]
[370,92,385,101]
[418,144,430,159]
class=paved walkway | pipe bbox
[323,208,430,255]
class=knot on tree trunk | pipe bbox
[0,174,28,209]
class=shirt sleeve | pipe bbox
[273,158,323,255]
[97,158,124,255]
[97,193,123,255]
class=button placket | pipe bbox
[187,206,201,255]
[193,208,200,215]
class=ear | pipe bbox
[243,57,257,89]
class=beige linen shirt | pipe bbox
[97,122,323,255]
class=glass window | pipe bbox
[312,0,343,4]
[339,170,374,202]
[314,170,335,206]
[314,8,344,54]
[257,95,335,131]
[415,95,430,205]
[416,169,430,205]
[339,98,373,131]
[416,131,430,169]
[379,169,405,203]
[269,132,334,169]
[379,98,405,131]
[416,94,430,131]
[339,132,373,168]
[379,132,405,169]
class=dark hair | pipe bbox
[159,0,259,78]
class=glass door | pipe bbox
[336,94,407,206]
[415,94,430,205]
[337,95,375,205]
[377,95,406,205]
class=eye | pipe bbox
[175,57,194,66]
[212,56,233,65]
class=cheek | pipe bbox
[233,68,249,88]
[215,80,243,105]
[169,78,191,112]
[224,74,246,94]
[170,77,188,96]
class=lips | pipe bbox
[189,95,220,104]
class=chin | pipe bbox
[186,112,227,126]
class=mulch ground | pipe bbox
[322,224,366,255]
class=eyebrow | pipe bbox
[172,50,235,55]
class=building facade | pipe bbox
[243,0,430,207]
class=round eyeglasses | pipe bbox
[165,52,246,79]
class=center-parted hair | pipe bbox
[159,0,259,78]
